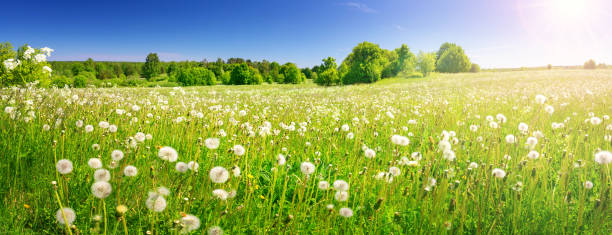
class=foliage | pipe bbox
[416,51,437,77]
[142,53,161,79]
[470,63,480,73]
[229,63,262,85]
[279,63,305,84]
[1,44,53,85]
[176,67,216,86]
[584,59,596,69]
[314,57,340,86]
[341,41,388,84]
[436,43,471,73]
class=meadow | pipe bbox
[1,69,611,234]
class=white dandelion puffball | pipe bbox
[91,181,112,199]
[438,140,451,152]
[590,117,602,125]
[94,169,111,182]
[56,159,73,174]
[176,162,189,173]
[212,189,229,200]
[181,214,201,233]
[76,120,83,128]
[233,145,245,156]
[339,207,353,218]
[205,138,220,149]
[527,150,540,160]
[505,135,516,144]
[584,181,593,189]
[335,191,349,202]
[146,194,167,212]
[98,121,109,129]
[88,158,103,169]
[55,207,76,225]
[85,125,94,132]
[492,168,506,179]
[443,150,456,161]
[389,166,401,177]
[232,166,241,177]
[333,180,349,191]
[123,165,138,177]
[145,133,153,140]
[364,148,376,158]
[111,150,124,161]
[134,132,146,142]
[209,166,230,184]
[346,132,354,139]
[341,124,350,132]
[156,186,170,196]
[108,124,117,133]
[391,135,410,146]
[318,181,330,190]
[300,162,315,175]
[187,161,199,172]
[469,125,478,132]
[158,146,178,162]
[276,154,286,165]
[526,137,538,148]
[468,162,478,170]
[594,151,612,165]
[544,105,554,114]
[208,226,224,235]
[535,94,546,104]
[518,122,528,133]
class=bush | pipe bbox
[176,67,216,86]
[584,59,596,69]
[341,42,388,84]
[280,63,305,84]
[121,77,146,87]
[229,63,262,85]
[315,69,340,86]
[51,75,73,88]
[72,74,87,88]
[470,64,480,73]
[436,44,471,73]
[405,71,423,78]
[416,51,436,76]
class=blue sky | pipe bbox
[2,0,611,68]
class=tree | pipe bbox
[584,59,596,69]
[341,41,388,84]
[314,57,340,86]
[0,42,16,82]
[436,44,471,73]
[470,64,480,73]
[416,51,436,76]
[176,67,216,86]
[436,42,454,61]
[142,53,161,79]
[229,63,262,85]
[280,63,305,84]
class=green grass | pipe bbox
[1,69,611,234]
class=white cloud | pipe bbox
[341,2,377,13]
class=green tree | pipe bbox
[176,67,216,86]
[0,42,16,82]
[341,41,388,84]
[142,53,161,79]
[229,63,262,85]
[280,63,305,84]
[436,44,471,73]
[314,57,340,86]
[470,64,480,73]
[416,51,436,76]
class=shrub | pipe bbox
[72,74,87,88]
[436,44,471,73]
[584,59,596,69]
[51,75,73,88]
[470,64,480,73]
[229,63,262,85]
[176,67,216,86]
[341,42,388,84]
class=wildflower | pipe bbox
[55,207,76,225]
[544,105,554,114]
[518,122,528,133]
[88,158,102,169]
[92,144,100,151]
[124,165,138,177]
[209,166,230,183]
[505,134,516,144]
[492,168,506,178]
[300,162,315,175]
[468,162,478,170]
[489,121,498,129]
[526,137,538,149]
[424,177,436,191]
[389,166,401,176]
[512,181,523,192]
[277,154,286,165]
[187,161,199,172]
[584,181,593,189]
[146,193,167,212]
[438,140,451,152]
[212,189,229,200]
[94,169,111,182]
[469,125,478,132]
[318,181,330,190]
[207,226,223,235]
[233,145,245,156]
[535,94,546,104]
[111,150,124,161]
[364,148,376,158]
[335,191,349,201]
[391,135,410,146]
[443,150,456,161]
[231,166,241,177]
[346,132,354,139]
[341,124,350,132]
[116,205,128,214]
[496,114,507,123]
[99,121,109,129]
[176,162,189,173]
[180,214,201,234]
[594,151,612,165]
[326,204,334,210]
[43,124,50,131]
[85,125,94,133]
[91,181,112,199]
[339,207,353,217]
[56,159,73,174]
[590,117,602,125]
[527,150,539,160]
[158,146,178,162]
[109,125,117,133]
[205,138,220,149]
[134,132,146,142]
[333,180,349,191]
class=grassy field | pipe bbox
[1,69,611,234]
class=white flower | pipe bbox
[339,207,353,218]
[341,124,350,132]
[438,140,451,152]
[318,181,330,190]
[443,150,456,161]
[496,114,507,123]
[231,166,241,177]
[207,226,223,235]
[468,162,478,170]
[594,151,612,165]
[346,132,354,139]
[76,120,83,128]
[180,214,201,234]
[276,154,286,165]
[212,189,229,200]
[300,162,315,175]
[55,207,76,225]
[333,180,349,191]
[492,168,506,178]
[364,148,376,158]
[41,47,54,56]
[42,65,52,74]
[134,132,146,142]
[535,94,546,104]
[334,191,349,201]
[544,105,554,114]
[469,125,478,132]
[590,117,602,125]
[145,133,153,140]
[525,137,538,149]
[389,166,401,176]
[391,135,410,146]
[85,125,94,133]
[108,125,117,133]
[424,177,436,191]
[56,159,73,174]
[518,122,528,133]
[205,138,220,149]
[145,193,167,212]
[505,135,516,144]
[111,150,124,161]
[209,166,230,183]
[91,181,112,199]
[23,46,34,59]
[94,169,111,182]
[88,158,103,169]
[233,145,245,156]
[124,165,138,177]
[131,104,140,112]
[187,161,199,172]
[98,121,109,129]
[527,150,539,160]
[584,181,593,189]
[158,146,178,162]
[156,186,170,196]
[176,162,189,173]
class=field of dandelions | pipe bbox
[1,69,611,234]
